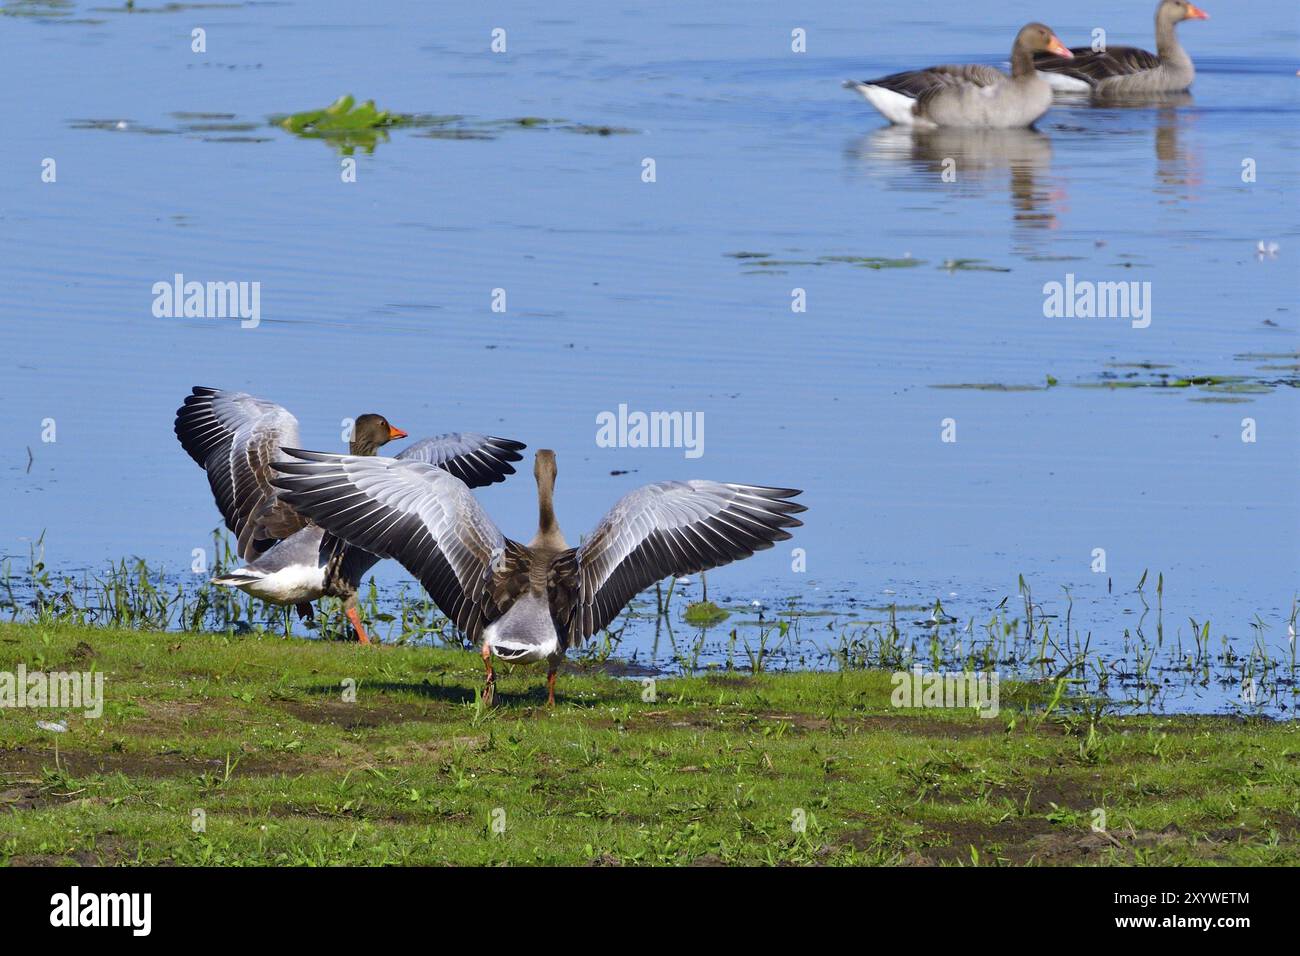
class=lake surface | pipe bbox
[1,0,1297,714]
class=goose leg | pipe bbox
[481,641,496,707]
[546,665,557,707]
[343,599,371,645]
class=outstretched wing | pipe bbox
[174,386,307,560]
[395,433,526,488]
[548,481,806,648]
[269,451,529,641]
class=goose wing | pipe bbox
[318,433,526,587]
[174,386,306,561]
[269,451,528,640]
[1034,46,1160,83]
[547,481,806,647]
[396,433,526,488]
[859,64,1007,98]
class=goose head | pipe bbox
[1016,23,1073,59]
[1161,0,1209,24]
[534,448,558,487]
[350,414,407,456]
[532,449,562,542]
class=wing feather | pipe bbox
[858,63,1007,98]
[1034,46,1161,84]
[269,451,526,641]
[395,434,525,488]
[548,481,806,648]
[174,386,305,560]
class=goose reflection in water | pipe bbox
[845,126,1061,245]
[1102,94,1201,198]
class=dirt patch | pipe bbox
[375,735,486,765]
[122,698,257,738]
[848,818,1214,866]
[0,745,312,780]
[985,777,1103,813]
[5,835,135,867]
[932,819,1073,864]
[1260,812,1300,838]
[1015,825,1185,864]
[631,708,1007,738]
[0,786,49,812]
[276,697,454,729]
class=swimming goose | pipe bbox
[174,386,525,643]
[269,449,806,704]
[1034,1,1208,96]
[844,23,1073,129]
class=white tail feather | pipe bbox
[847,83,918,126]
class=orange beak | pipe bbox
[388,424,408,440]
[1047,35,1074,58]
[1186,4,1209,19]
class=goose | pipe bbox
[174,386,525,643]
[844,23,1073,129]
[268,449,806,705]
[1034,1,1208,96]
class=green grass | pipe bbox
[0,622,1295,866]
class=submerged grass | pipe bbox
[933,356,1300,400]
[0,621,1295,866]
[3,538,1294,717]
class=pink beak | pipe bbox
[1047,35,1074,59]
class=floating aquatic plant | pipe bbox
[939,258,1012,273]
[271,95,409,154]
[728,252,928,271]
[684,600,731,627]
[275,95,401,134]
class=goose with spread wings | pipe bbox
[174,386,525,643]
[270,448,806,704]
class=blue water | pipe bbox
[1,0,1296,713]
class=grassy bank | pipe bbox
[0,622,1295,866]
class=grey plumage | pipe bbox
[174,387,306,561]
[548,480,806,647]
[268,451,806,651]
[175,387,526,616]
[1033,0,1207,96]
[844,23,1070,129]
